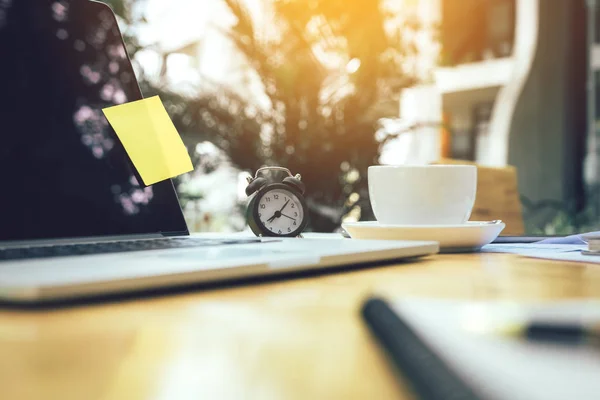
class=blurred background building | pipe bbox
[393,0,592,232]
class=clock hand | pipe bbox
[279,200,290,213]
[280,213,296,221]
[265,200,293,224]
[265,200,291,224]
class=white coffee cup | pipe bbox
[368,165,477,225]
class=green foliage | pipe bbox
[101,0,428,232]
[522,188,600,235]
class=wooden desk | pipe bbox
[1,253,600,400]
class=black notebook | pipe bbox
[361,296,600,400]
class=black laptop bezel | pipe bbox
[0,0,190,246]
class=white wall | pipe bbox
[380,85,442,165]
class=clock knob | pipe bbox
[283,174,305,194]
[245,177,268,196]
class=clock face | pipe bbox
[256,187,305,236]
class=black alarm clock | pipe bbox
[245,167,309,237]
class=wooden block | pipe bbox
[432,158,524,235]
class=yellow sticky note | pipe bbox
[102,96,193,185]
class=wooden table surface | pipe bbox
[1,252,600,400]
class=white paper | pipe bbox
[390,298,600,400]
[481,243,585,254]
[524,251,600,264]
[481,243,600,264]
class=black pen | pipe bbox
[499,320,600,344]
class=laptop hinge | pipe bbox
[0,233,164,249]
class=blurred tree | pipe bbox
[103,0,431,232]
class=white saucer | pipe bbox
[342,221,506,253]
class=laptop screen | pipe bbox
[0,0,189,242]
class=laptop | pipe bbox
[0,0,438,304]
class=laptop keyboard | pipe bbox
[0,237,264,261]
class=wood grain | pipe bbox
[1,252,598,400]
